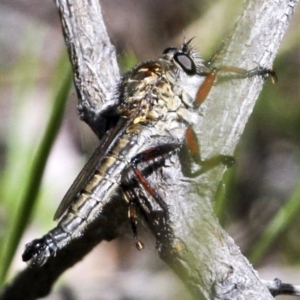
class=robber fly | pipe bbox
[22,39,276,266]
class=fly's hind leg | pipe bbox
[122,187,144,250]
[130,143,180,219]
[128,143,180,248]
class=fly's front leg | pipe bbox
[194,69,217,107]
[195,65,276,107]
[214,65,277,83]
[184,64,277,176]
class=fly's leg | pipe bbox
[195,65,277,107]
[194,69,218,107]
[129,143,180,248]
[185,67,232,174]
[183,64,277,175]
[122,187,144,250]
[129,201,144,250]
[182,126,234,178]
[213,65,277,84]
[131,143,179,220]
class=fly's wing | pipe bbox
[53,135,108,221]
[53,117,130,220]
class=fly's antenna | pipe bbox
[182,36,195,53]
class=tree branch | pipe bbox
[56,0,120,138]
[0,0,298,299]
[156,0,298,299]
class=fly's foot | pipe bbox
[245,66,277,83]
[213,65,277,85]
[264,68,277,83]
[185,154,236,177]
[220,155,235,168]
[135,240,144,250]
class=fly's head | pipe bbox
[160,39,209,104]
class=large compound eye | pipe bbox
[174,53,196,75]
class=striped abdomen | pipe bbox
[22,133,144,265]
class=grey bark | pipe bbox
[56,0,120,138]
[0,0,298,299]
[160,1,298,299]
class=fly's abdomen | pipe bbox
[23,135,142,265]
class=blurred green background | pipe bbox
[0,0,299,299]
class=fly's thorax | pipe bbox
[120,64,197,119]
[118,41,213,140]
